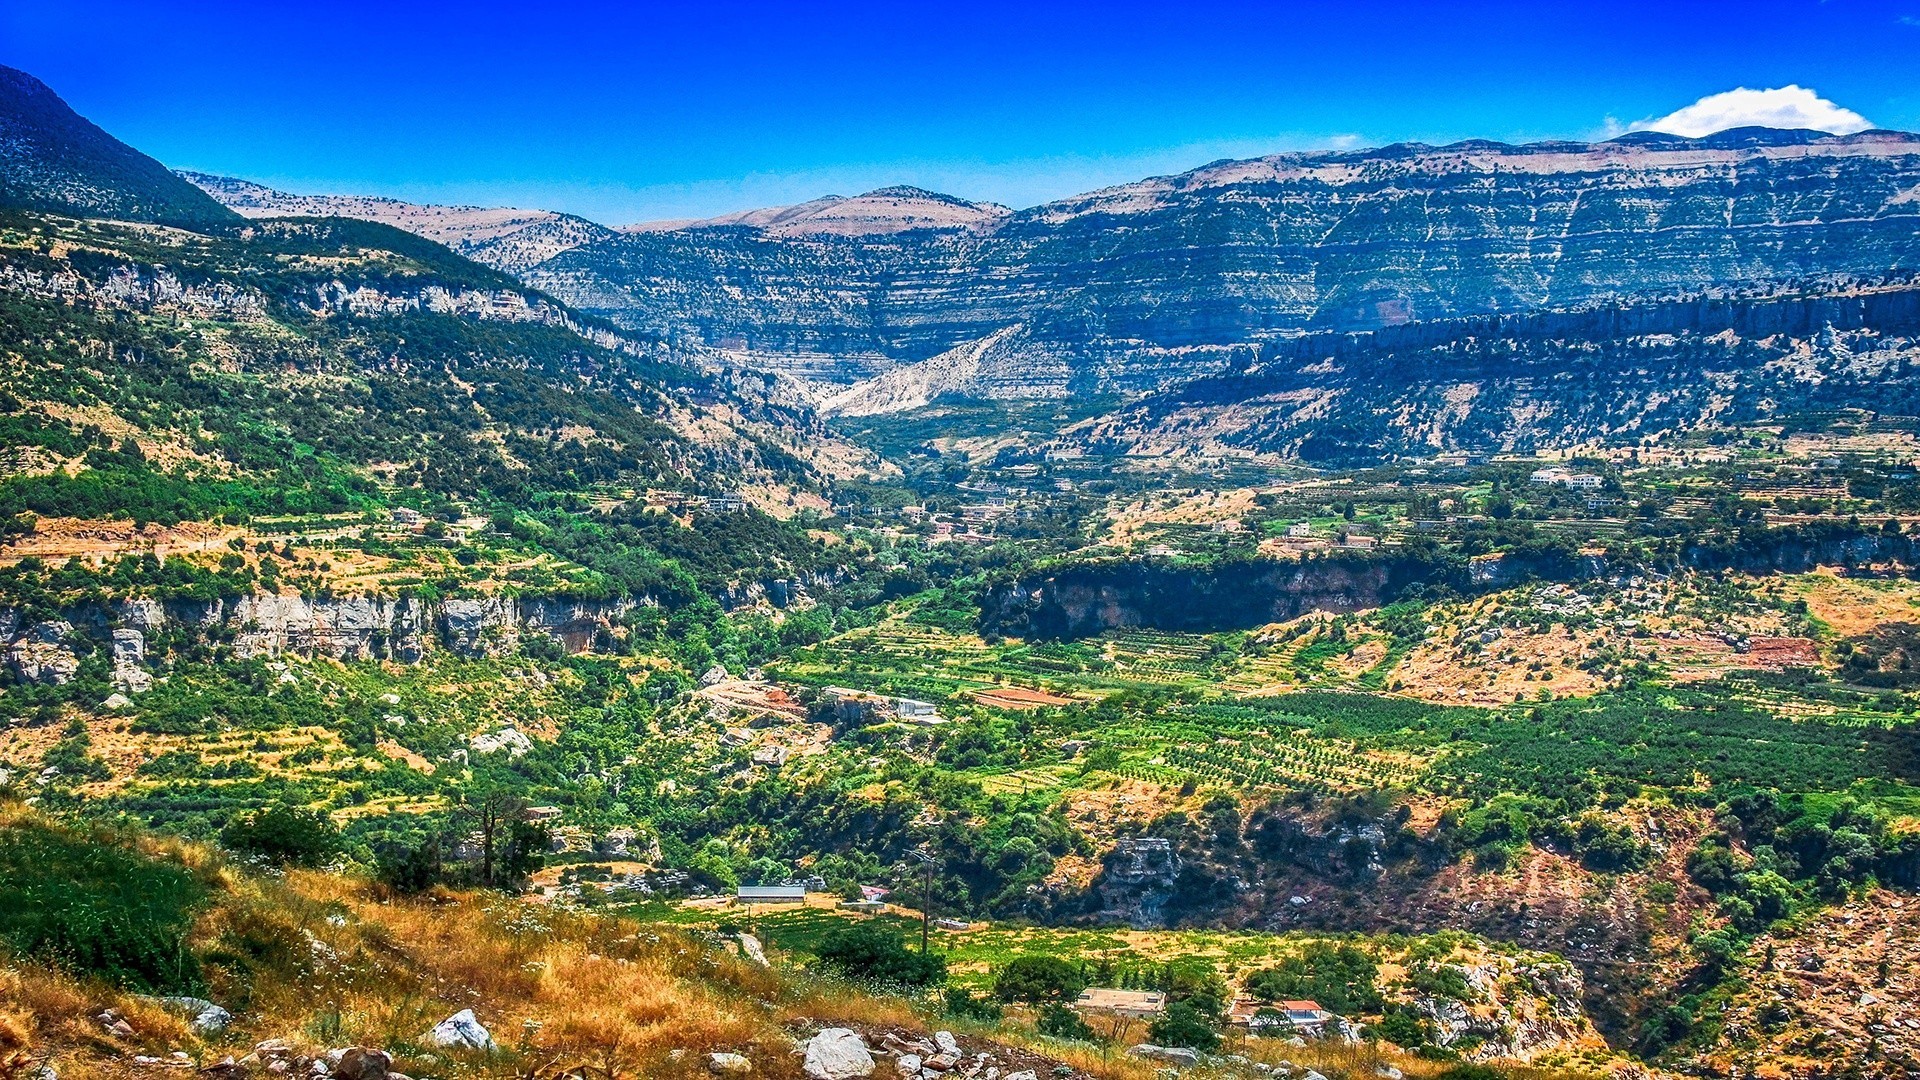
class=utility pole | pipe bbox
[907,849,935,955]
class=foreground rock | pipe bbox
[1129,1044,1200,1066]
[803,1028,875,1080]
[421,1009,495,1051]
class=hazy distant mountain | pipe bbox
[0,64,238,228]
[627,186,1012,238]
[181,171,617,273]
[528,128,1920,406]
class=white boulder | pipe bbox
[802,1028,874,1080]
[422,1009,495,1051]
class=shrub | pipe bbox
[1147,1000,1220,1052]
[943,987,1004,1023]
[374,835,445,895]
[994,954,1088,1004]
[1035,1003,1099,1043]
[221,804,343,867]
[814,922,946,988]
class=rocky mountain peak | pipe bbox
[0,64,240,229]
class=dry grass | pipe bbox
[0,806,1549,1080]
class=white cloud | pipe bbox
[1629,86,1874,138]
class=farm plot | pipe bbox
[1092,704,1433,793]
[771,617,1233,703]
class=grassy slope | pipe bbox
[0,802,1606,1080]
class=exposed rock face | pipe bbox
[979,555,1444,639]
[1094,837,1183,927]
[227,595,429,661]
[439,598,520,658]
[1070,284,1920,463]
[6,620,79,685]
[110,628,151,693]
[531,129,1920,404]
[0,592,651,671]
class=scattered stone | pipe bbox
[933,1032,961,1057]
[894,1054,922,1077]
[922,1053,958,1071]
[709,1051,753,1074]
[1128,1045,1199,1066]
[330,1046,391,1080]
[1303,1071,1328,1080]
[422,1009,495,1051]
[803,1028,875,1080]
[1375,1068,1404,1080]
[1002,1073,1036,1080]
[146,996,233,1035]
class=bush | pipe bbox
[814,922,946,988]
[221,804,343,867]
[1245,942,1383,1015]
[0,821,206,992]
[994,954,1088,1004]
[1035,1003,1099,1043]
[1435,1066,1509,1080]
[374,835,444,895]
[943,987,1004,1023]
[1147,1000,1221,1053]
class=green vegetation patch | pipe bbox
[0,817,208,991]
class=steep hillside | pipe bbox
[1062,282,1920,463]
[529,129,1920,403]
[0,65,240,229]
[0,208,851,524]
[181,171,617,273]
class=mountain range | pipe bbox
[11,59,1920,464]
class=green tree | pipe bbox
[815,922,946,988]
[994,954,1089,1004]
[1147,1001,1220,1052]
[220,804,342,868]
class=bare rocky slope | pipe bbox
[525,128,1920,406]
[180,171,617,274]
[1061,282,1920,463]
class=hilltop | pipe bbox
[178,172,618,274]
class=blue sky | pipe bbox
[4,0,1918,224]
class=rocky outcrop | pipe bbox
[979,554,1461,639]
[110,628,151,693]
[0,592,652,674]
[6,620,79,685]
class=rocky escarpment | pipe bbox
[1,573,831,687]
[978,555,1444,639]
[980,526,1920,640]
[1069,282,1920,463]
[181,171,619,275]
[529,129,1920,404]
